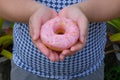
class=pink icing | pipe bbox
[40,17,79,51]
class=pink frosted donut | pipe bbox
[40,17,79,51]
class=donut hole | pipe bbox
[54,24,65,35]
[55,28,65,35]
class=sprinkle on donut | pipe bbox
[40,17,80,51]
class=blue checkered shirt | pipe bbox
[12,0,106,80]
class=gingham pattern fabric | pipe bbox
[12,0,106,80]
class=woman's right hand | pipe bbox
[29,4,60,62]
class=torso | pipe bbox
[12,0,106,80]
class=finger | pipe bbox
[59,53,66,61]
[60,50,75,61]
[59,54,65,61]
[70,42,86,52]
[29,21,34,39]
[77,17,88,43]
[29,16,42,41]
[61,50,71,56]
[34,39,60,62]
[59,50,69,61]
[49,51,60,62]
[34,39,50,58]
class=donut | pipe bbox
[40,17,79,51]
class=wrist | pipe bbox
[26,1,43,23]
[75,2,90,21]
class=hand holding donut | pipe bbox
[29,4,60,62]
[58,4,89,60]
[29,3,88,62]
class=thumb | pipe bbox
[77,17,88,43]
[29,16,41,41]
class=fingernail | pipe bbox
[60,55,65,61]
[33,35,37,40]
[70,47,75,51]
[33,36,35,40]
[50,58,56,62]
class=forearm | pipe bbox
[78,0,120,22]
[0,0,41,23]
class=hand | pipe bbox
[59,4,89,60]
[29,4,60,62]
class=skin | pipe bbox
[59,0,120,60]
[0,0,120,62]
[59,4,88,60]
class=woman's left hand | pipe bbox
[59,4,89,61]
